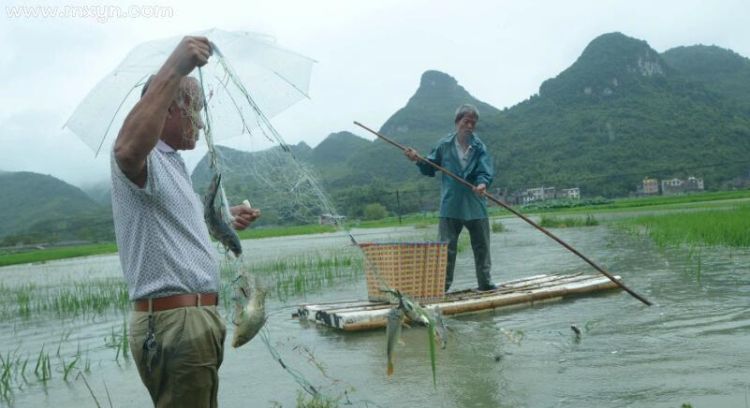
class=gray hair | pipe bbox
[454,103,479,123]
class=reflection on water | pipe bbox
[1,221,749,407]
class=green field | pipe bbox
[539,214,599,228]
[616,205,750,248]
[3,189,750,266]
[0,243,118,267]
[237,224,337,239]
[501,189,750,215]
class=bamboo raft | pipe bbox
[294,273,622,331]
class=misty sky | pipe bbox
[1,0,748,188]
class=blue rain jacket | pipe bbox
[417,132,494,220]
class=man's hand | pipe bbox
[404,147,420,162]
[473,183,487,196]
[168,36,212,77]
[230,204,261,230]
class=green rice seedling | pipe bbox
[16,289,31,319]
[0,352,11,379]
[56,330,72,357]
[34,346,45,380]
[295,390,340,408]
[104,326,120,359]
[539,214,599,228]
[236,224,337,240]
[491,220,506,233]
[76,372,103,408]
[120,319,129,361]
[0,352,12,400]
[104,380,114,408]
[617,205,750,248]
[33,350,52,383]
[62,356,79,382]
[0,372,10,405]
[456,234,470,253]
[20,358,28,383]
[0,278,130,320]
[226,251,364,299]
[103,319,130,362]
[685,245,703,284]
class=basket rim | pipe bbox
[358,241,447,248]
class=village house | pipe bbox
[661,176,705,195]
[642,177,659,195]
[517,186,581,204]
[638,176,705,195]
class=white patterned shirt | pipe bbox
[111,141,219,300]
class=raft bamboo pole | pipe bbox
[354,121,652,307]
[336,276,621,331]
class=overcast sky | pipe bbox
[1,0,748,187]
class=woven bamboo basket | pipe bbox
[358,242,447,302]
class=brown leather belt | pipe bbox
[133,293,219,312]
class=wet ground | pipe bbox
[1,218,748,407]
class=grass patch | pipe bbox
[617,205,750,248]
[237,224,337,240]
[354,212,439,228]
[491,220,506,233]
[0,278,130,319]
[220,250,363,302]
[539,214,599,228]
[0,243,118,267]
[4,189,749,267]
[511,190,750,216]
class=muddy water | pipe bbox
[1,220,748,407]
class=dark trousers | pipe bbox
[439,217,493,291]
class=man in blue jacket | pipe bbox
[404,104,496,292]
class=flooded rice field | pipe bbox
[1,217,748,407]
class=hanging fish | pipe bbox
[231,271,267,348]
[204,173,242,257]
[431,307,448,350]
[386,307,404,376]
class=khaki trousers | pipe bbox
[129,305,226,408]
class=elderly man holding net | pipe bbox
[110,36,259,407]
[404,104,497,293]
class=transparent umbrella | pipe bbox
[64,28,315,156]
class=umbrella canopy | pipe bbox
[64,28,315,156]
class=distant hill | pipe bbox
[339,70,500,188]
[331,34,750,199]
[661,44,750,110]
[485,32,750,195]
[0,172,113,244]
[192,33,750,220]
[309,132,369,164]
[538,32,672,103]
[10,31,750,239]
[80,180,113,207]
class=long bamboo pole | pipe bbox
[354,121,652,306]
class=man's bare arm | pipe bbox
[114,36,211,186]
